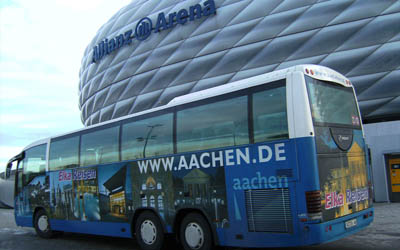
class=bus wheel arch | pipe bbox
[132,209,165,250]
[33,208,54,239]
[174,209,216,249]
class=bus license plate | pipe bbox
[345,219,357,229]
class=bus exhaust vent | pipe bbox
[245,189,293,233]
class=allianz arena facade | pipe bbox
[79,0,400,127]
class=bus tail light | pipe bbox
[363,211,373,219]
[306,190,322,220]
[325,225,332,232]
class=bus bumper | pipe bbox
[301,207,374,245]
[218,207,374,248]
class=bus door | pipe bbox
[5,152,26,216]
[13,145,48,221]
[14,159,26,214]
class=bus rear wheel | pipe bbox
[180,213,212,250]
[135,211,164,250]
[34,209,54,238]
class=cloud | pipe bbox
[0,0,132,171]
[0,145,23,167]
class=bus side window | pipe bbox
[23,144,47,185]
[121,113,173,160]
[49,136,79,171]
[80,126,119,166]
[253,86,288,143]
[177,96,249,153]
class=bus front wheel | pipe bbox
[135,211,164,250]
[34,209,54,238]
[180,213,212,250]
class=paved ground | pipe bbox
[1,203,399,250]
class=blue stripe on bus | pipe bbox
[15,216,33,227]
[50,220,132,238]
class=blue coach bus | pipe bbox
[6,65,373,249]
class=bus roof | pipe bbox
[23,64,350,151]
[167,64,350,108]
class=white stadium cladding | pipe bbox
[79,0,400,126]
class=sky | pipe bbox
[0,0,132,172]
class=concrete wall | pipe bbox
[364,121,400,202]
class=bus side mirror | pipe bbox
[6,163,12,179]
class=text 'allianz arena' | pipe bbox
[79,0,400,127]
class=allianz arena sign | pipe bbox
[92,0,216,63]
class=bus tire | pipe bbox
[180,213,213,250]
[34,209,54,239]
[135,211,164,250]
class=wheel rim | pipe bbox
[185,222,204,249]
[140,219,157,245]
[38,215,49,232]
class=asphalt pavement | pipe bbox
[1,202,399,250]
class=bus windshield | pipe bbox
[306,76,360,127]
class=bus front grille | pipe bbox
[245,188,293,233]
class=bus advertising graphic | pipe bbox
[316,128,371,220]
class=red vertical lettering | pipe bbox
[325,193,332,209]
